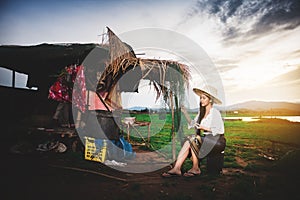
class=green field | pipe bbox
[124,113,300,167]
[122,113,300,198]
[12,112,299,199]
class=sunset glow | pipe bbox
[1,0,299,105]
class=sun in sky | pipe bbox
[0,0,299,106]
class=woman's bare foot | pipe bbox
[183,169,201,177]
[161,169,181,177]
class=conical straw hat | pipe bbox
[193,85,222,104]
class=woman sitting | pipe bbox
[162,85,226,177]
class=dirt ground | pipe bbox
[2,125,299,200]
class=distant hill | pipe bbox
[127,106,148,111]
[127,101,300,113]
[222,100,300,112]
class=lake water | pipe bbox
[224,116,300,123]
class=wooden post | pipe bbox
[127,124,130,142]
[147,123,151,143]
[12,70,15,88]
[75,111,82,128]
[170,91,176,161]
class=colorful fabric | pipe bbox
[49,65,87,112]
[48,72,72,102]
[187,135,202,158]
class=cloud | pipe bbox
[216,65,239,73]
[289,49,300,59]
[266,65,300,86]
[189,0,300,44]
[253,0,300,32]
[224,65,300,104]
[212,58,239,73]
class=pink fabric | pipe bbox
[87,91,112,111]
[72,65,87,112]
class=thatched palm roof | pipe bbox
[96,28,190,102]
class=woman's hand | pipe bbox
[194,123,201,129]
[195,123,211,132]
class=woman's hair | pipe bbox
[195,95,212,135]
[195,102,205,135]
[198,102,206,124]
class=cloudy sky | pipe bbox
[1,0,300,106]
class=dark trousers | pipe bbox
[200,134,226,174]
[53,102,73,125]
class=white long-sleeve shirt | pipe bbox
[188,107,224,136]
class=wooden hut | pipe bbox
[79,27,191,159]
